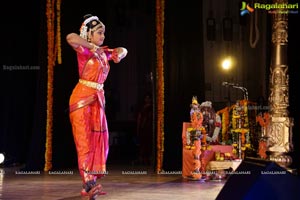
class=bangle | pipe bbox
[90,43,99,53]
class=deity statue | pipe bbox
[199,101,221,144]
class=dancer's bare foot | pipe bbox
[81,188,106,196]
[88,184,105,199]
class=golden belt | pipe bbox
[79,79,103,91]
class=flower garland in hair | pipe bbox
[156,0,165,173]
[80,24,88,39]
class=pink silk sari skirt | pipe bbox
[70,99,108,183]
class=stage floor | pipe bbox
[0,164,225,200]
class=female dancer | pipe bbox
[66,14,127,199]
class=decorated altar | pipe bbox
[182,97,261,180]
[182,97,238,180]
[182,121,237,180]
[216,99,259,159]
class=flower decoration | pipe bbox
[256,112,270,127]
[156,0,165,173]
[217,106,230,142]
[45,0,62,172]
[258,140,267,159]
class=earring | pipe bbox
[87,31,92,42]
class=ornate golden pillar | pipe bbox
[268,0,294,168]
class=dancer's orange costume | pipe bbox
[69,45,113,184]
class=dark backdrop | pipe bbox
[1,1,44,168]
[163,0,205,170]
[1,0,299,171]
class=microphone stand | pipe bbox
[232,86,248,100]
[222,82,248,101]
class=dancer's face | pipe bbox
[91,27,105,46]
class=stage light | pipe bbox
[222,58,232,71]
[0,153,4,164]
[220,56,236,73]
